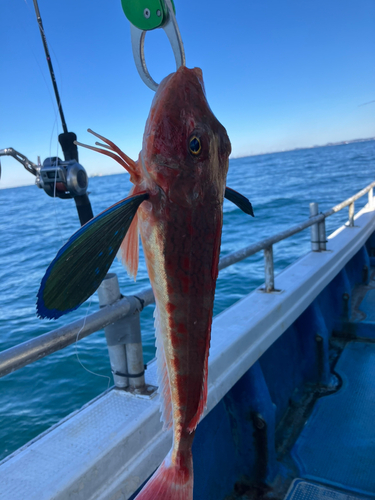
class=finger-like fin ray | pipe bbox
[87,129,136,174]
[74,129,140,182]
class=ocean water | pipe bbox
[0,140,374,461]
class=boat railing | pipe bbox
[1,180,374,390]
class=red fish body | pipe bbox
[37,65,232,499]
[129,67,231,499]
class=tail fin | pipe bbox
[135,450,193,500]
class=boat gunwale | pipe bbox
[1,181,374,379]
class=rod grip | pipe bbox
[74,194,94,226]
[58,132,79,162]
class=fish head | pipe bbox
[141,66,231,206]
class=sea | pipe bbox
[0,139,374,461]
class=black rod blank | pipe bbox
[32,0,68,135]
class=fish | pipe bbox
[36,66,253,499]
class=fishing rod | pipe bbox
[0,0,93,227]
[32,0,93,225]
[33,0,68,136]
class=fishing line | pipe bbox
[51,161,66,245]
[23,0,65,97]
[50,121,66,246]
[21,1,63,162]
[22,0,68,246]
[358,100,375,107]
[74,297,111,389]
[21,0,62,143]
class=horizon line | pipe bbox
[1,136,374,190]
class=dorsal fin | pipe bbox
[186,321,210,433]
[154,306,173,429]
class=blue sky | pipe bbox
[1,0,374,188]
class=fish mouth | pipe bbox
[152,66,206,114]
[156,66,203,92]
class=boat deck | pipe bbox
[283,273,375,500]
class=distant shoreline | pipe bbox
[230,137,375,160]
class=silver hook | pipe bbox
[130,0,186,91]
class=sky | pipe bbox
[0,0,374,188]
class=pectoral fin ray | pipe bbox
[37,192,149,319]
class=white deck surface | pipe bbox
[1,205,374,500]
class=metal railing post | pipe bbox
[310,202,320,251]
[264,246,274,292]
[349,202,355,227]
[98,273,145,391]
[124,309,146,392]
[369,187,373,209]
[318,217,326,251]
[98,274,129,389]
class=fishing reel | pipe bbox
[0,146,93,225]
[0,148,89,200]
[36,157,89,199]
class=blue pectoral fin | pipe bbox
[37,191,149,320]
[225,187,254,216]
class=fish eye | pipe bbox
[188,136,201,156]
